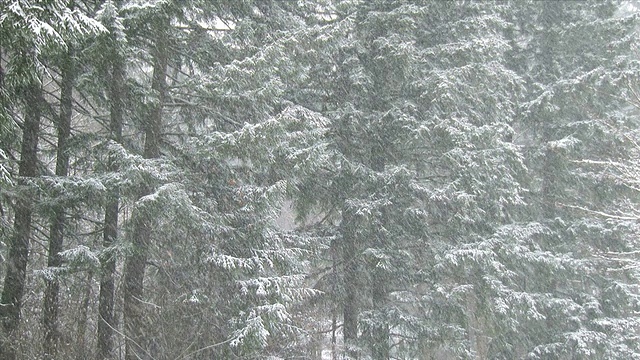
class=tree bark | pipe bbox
[123,16,167,360]
[331,238,338,360]
[75,271,93,360]
[43,43,74,360]
[538,1,562,350]
[369,141,389,360]
[0,43,4,89]
[342,202,358,359]
[98,31,125,360]
[539,0,560,221]
[0,80,42,360]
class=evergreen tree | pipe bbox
[93,1,126,357]
[426,1,640,358]
[42,34,74,360]
[0,1,637,359]
[285,1,526,358]
[89,1,330,357]
[495,1,640,358]
[0,2,103,357]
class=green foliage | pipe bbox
[1,0,638,358]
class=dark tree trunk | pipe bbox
[43,43,74,359]
[98,35,125,360]
[123,17,167,360]
[370,279,390,360]
[0,80,42,359]
[76,271,93,360]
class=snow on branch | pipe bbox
[560,203,639,221]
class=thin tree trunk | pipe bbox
[539,2,563,348]
[0,43,4,89]
[541,129,558,220]
[43,42,74,359]
[539,0,560,221]
[342,202,358,360]
[0,80,42,360]
[331,239,338,360]
[98,32,125,360]
[370,141,389,360]
[0,41,4,221]
[75,271,93,360]
[123,17,167,360]
[467,291,489,359]
[331,312,337,360]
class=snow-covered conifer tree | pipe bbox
[285,1,526,358]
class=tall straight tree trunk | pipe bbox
[539,0,560,221]
[370,141,389,360]
[330,238,338,360]
[342,202,358,359]
[43,43,74,359]
[76,271,93,360]
[0,43,4,89]
[123,17,167,360]
[538,1,562,349]
[0,80,42,359]
[98,34,125,360]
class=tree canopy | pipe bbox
[0,1,639,359]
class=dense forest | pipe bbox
[1,1,640,359]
